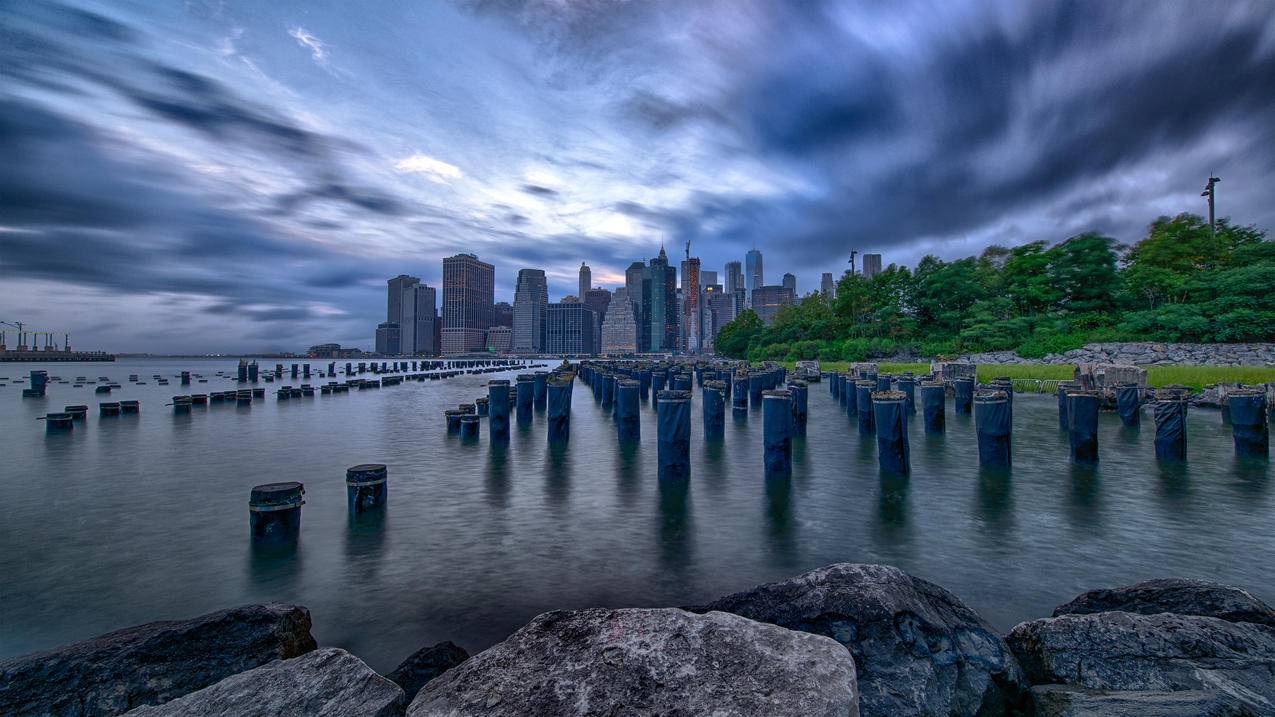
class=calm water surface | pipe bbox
[2,359,1272,672]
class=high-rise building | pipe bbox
[702,283,732,351]
[680,256,701,353]
[441,253,495,355]
[578,262,591,301]
[601,288,638,354]
[547,302,597,355]
[782,272,796,294]
[646,246,678,353]
[745,249,763,307]
[512,268,549,353]
[381,275,437,356]
[485,326,512,354]
[403,283,438,355]
[583,287,611,355]
[821,272,835,298]
[725,261,743,295]
[751,285,795,326]
[862,253,883,279]
[375,322,401,355]
[493,301,513,328]
[700,269,717,287]
[625,261,647,351]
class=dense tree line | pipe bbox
[716,213,1273,362]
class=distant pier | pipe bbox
[0,350,116,362]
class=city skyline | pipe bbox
[4,2,1274,352]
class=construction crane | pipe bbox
[1,320,69,352]
[848,250,858,277]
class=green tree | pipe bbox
[715,309,764,358]
[1049,233,1120,315]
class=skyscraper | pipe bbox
[646,246,678,353]
[782,272,796,293]
[862,253,883,279]
[583,287,612,355]
[725,261,743,295]
[493,301,513,328]
[441,253,495,354]
[745,249,763,307]
[381,275,437,355]
[512,268,548,353]
[821,272,835,298]
[578,262,591,300]
[403,283,438,355]
[681,255,700,353]
[752,285,796,325]
[600,288,638,354]
[547,302,596,355]
[700,269,717,287]
[625,261,647,351]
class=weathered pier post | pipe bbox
[974,391,1011,467]
[873,390,910,475]
[601,373,616,409]
[920,381,945,433]
[845,374,858,419]
[953,377,974,414]
[516,374,535,425]
[829,371,840,398]
[1057,380,1081,429]
[547,377,572,444]
[64,405,88,421]
[346,464,387,513]
[475,396,489,417]
[249,482,304,542]
[855,380,875,435]
[787,380,808,436]
[636,369,651,401]
[1153,387,1188,460]
[43,412,74,432]
[533,371,548,411]
[445,410,463,434]
[1229,389,1269,457]
[732,375,749,413]
[1067,390,1100,464]
[657,389,691,480]
[762,389,792,478]
[99,401,121,417]
[488,379,510,441]
[702,380,726,440]
[171,396,191,414]
[459,414,480,440]
[876,375,892,393]
[748,372,764,407]
[897,374,916,415]
[616,379,641,441]
[1116,383,1141,427]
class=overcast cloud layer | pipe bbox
[2,0,1273,353]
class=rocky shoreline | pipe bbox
[3,564,1272,716]
[957,342,1275,366]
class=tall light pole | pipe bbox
[1201,175,1220,236]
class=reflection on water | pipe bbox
[657,478,691,573]
[976,468,1013,531]
[3,360,1273,674]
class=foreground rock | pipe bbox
[690,563,1027,717]
[1031,684,1259,716]
[409,607,857,716]
[1007,612,1275,713]
[1053,578,1275,627]
[126,647,403,716]
[387,641,469,702]
[0,603,317,717]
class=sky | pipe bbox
[2,1,1273,354]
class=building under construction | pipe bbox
[0,321,115,362]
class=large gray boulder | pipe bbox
[1030,684,1259,717]
[386,641,469,702]
[689,563,1027,716]
[1052,578,1275,627]
[0,603,317,717]
[1007,612,1275,713]
[125,647,403,716]
[408,607,857,716]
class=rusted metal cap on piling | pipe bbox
[346,464,387,486]
[872,390,906,403]
[249,482,305,510]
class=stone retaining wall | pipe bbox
[958,342,1275,366]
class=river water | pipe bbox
[2,359,1271,672]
